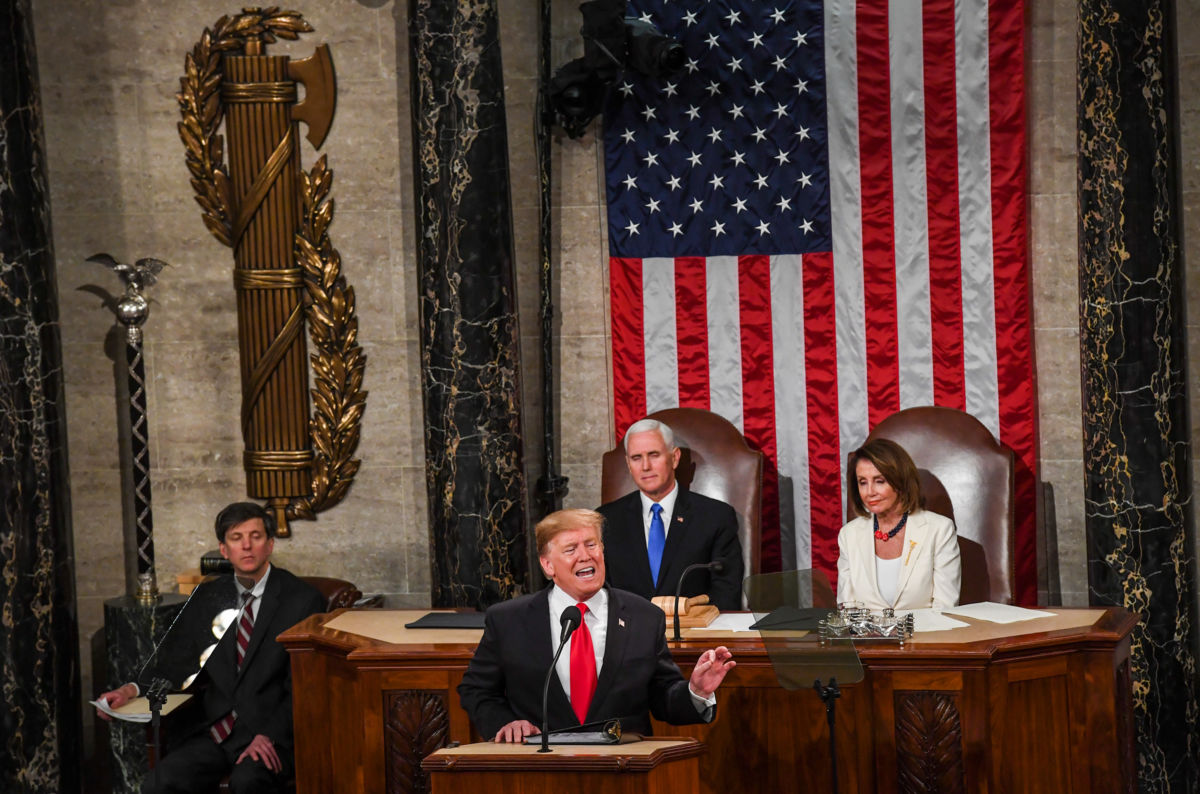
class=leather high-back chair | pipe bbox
[303,576,363,610]
[854,406,1015,604]
[601,407,764,580]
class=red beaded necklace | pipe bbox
[873,511,908,541]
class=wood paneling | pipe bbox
[279,608,1137,794]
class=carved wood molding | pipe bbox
[894,691,966,794]
[384,690,451,794]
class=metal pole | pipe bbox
[535,0,568,516]
[90,254,167,601]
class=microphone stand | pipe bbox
[144,677,171,766]
[540,607,581,753]
[814,677,841,794]
[672,561,724,642]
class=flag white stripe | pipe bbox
[956,0,1001,437]
[642,258,679,413]
[889,0,934,409]
[771,254,810,569]
[706,256,744,431]
[825,0,867,522]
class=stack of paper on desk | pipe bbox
[909,610,971,632]
[942,602,1056,623]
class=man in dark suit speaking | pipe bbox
[97,502,325,793]
[598,418,745,610]
[458,509,735,742]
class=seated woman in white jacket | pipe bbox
[836,438,961,611]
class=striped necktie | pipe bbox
[210,591,255,743]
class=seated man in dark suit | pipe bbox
[458,508,735,742]
[96,502,326,794]
[598,418,745,610]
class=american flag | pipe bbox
[604,0,1036,603]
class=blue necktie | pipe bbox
[648,503,666,587]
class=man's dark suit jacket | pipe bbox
[145,566,325,755]
[598,488,744,610]
[457,586,709,740]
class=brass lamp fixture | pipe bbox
[177,7,366,536]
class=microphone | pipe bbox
[673,561,725,642]
[540,605,582,752]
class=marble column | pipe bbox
[0,1,82,792]
[1077,1,1199,790]
[409,0,530,609]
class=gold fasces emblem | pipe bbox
[177,8,366,536]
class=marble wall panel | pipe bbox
[329,210,399,339]
[1028,49,1077,197]
[558,134,604,208]
[561,461,603,511]
[354,339,423,465]
[0,2,82,788]
[1038,459,1088,606]
[1076,0,1197,785]
[272,464,428,594]
[1028,0,1087,604]
[69,467,130,599]
[410,0,530,607]
[558,334,615,465]
[556,204,607,337]
[1030,194,1080,333]
[315,78,402,213]
[1032,330,1084,460]
[385,211,420,339]
[1179,8,1200,658]
[145,341,242,470]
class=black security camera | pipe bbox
[547,0,684,138]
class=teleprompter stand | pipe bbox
[744,570,863,794]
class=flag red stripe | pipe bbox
[802,252,842,579]
[610,258,647,438]
[987,0,1037,605]
[674,257,711,409]
[856,3,901,426]
[738,256,781,572]
[922,0,967,411]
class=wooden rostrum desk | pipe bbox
[277,607,1136,794]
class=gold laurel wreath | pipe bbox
[290,158,366,519]
[176,7,366,521]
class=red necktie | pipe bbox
[569,603,596,724]
[210,592,255,743]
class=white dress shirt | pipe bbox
[547,584,714,717]
[235,563,271,621]
[547,585,608,696]
[874,555,902,606]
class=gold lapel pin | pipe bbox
[904,540,917,566]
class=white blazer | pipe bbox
[836,510,961,611]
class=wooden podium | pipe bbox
[278,607,1136,793]
[421,738,704,794]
